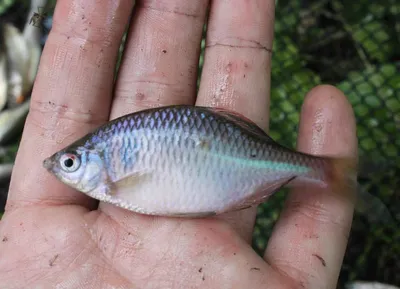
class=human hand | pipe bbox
[0,0,357,288]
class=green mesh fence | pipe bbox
[250,0,400,287]
[1,0,399,287]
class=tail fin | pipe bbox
[324,157,358,204]
[325,157,397,225]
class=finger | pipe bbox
[195,0,275,242]
[6,0,133,210]
[110,0,209,118]
[264,85,357,289]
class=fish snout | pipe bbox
[43,157,53,170]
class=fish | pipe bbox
[43,105,357,217]
[2,22,31,107]
[3,15,42,108]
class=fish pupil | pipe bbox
[64,158,74,168]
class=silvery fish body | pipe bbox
[43,105,348,217]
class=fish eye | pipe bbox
[60,153,81,172]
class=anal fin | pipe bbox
[168,211,217,218]
[228,176,297,213]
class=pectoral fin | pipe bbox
[107,172,151,195]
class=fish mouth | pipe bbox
[42,157,53,170]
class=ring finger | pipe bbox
[196,0,276,242]
[110,0,209,117]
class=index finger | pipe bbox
[6,0,133,210]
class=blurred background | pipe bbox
[0,0,399,288]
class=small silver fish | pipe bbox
[43,105,356,217]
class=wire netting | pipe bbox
[249,0,399,287]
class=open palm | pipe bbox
[0,1,357,288]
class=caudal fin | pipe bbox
[324,157,358,203]
[325,157,397,225]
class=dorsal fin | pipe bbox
[203,107,273,141]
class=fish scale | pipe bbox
[43,105,352,217]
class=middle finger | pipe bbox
[110,0,209,117]
[100,0,209,218]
